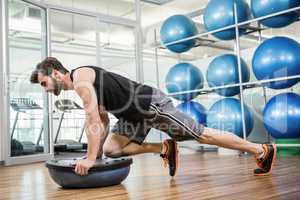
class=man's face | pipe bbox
[37,73,64,96]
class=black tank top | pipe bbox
[70,66,153,122]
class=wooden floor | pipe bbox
[0,152,300,200]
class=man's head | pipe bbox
[30,57,70,96]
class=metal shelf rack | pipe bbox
[152,3,300,148]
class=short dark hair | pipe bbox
[30,57,69,84]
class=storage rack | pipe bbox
[152,3,300,148]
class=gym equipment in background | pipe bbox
[46,157,132,188]
[207,98,254,138]
[10,98,44,156]
[177,101,207,125]
[251,0,300,28]
[206,54,250,97]
[54,99,87,152]
[252,36,300,89]
[165,62,204,101]
[263,92,300,139]
[160,15,198,53]
[203,0,250,40]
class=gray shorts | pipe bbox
[111,89,204,144]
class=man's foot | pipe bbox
[160,139,179,177]
[254,144,277,176]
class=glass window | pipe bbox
[8,0,49,156]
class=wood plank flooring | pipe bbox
[0,152,299,200]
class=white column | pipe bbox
[0,0,4,163]
[134,0,144,83]
[0,0,9,163]
[45,8,54,156]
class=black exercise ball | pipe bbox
[46,158,132,188]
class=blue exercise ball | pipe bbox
[177,101,207,125]
[251,0,300,28]
[160,15,198,53]
[252,36,300,89]
[207,98,254,138]
[206,54,250,97]
[203,0,251,40]
[263,92,300,139]
[166,63,204,101]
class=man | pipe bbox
[30,57,276,177]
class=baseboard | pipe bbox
[0,160,4,166]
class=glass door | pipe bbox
[5,0,51,165]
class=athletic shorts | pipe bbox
[111,88,204,144]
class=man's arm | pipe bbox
[72,68,106,175]
[96,105,110,157]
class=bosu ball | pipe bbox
[46,157,132,188]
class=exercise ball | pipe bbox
[207,98,254,138]
[252,36,300,89]
[251,0,300,28]
[263,92,300,139]
[166,63,204,101]
[206,54,250,97]
[160,15,198,53]
[46,158,132,188]
[177,101,207,125]
[203,0,251,40]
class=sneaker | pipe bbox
[160,139,179,177]
[254,144,277,176]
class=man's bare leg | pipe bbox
[197,128,264,157]
[103,134,163,157]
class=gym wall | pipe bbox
[0,0,4,162]
[0,69,3,162]
[0,75,4,162]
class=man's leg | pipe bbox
[196,128,276,175]
[103,133,163,157]
[149,102,264,157]
[107,117,176,160]
[197,127,264,156]
[148,90,276,176]
[103,133,178,176]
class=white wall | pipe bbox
[0,0,5,162]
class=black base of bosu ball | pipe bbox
[46,157,132,188]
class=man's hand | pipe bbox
[74,158,96,176]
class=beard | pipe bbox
[51,77,64,96]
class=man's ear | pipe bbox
[52,69,62,79]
